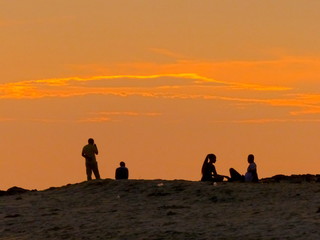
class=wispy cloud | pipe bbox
[104,56,320,87]
[263,93,320,116]
[79,111,162,123]
[1,73,318,118]
[0,73,289,99]
[233,118,320,124]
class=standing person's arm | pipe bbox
[81,147,86,158]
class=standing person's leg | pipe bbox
[92,162,101,180]
[86,162,93,180]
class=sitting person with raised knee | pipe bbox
[229,154,259,182]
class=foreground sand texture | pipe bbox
[1,179,320,240]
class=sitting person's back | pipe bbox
[244,154,258,182]
[115,161,129,180]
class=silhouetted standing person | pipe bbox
[115,161,129,180]
[82,138,101,180]
[201,154,228,182]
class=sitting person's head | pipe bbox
[207,153,216,164]
[248,154,255,163]
[120,161,126,167]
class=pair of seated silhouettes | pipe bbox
[201,153,258,182]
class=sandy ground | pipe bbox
[1,179,320,240]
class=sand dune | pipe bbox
[1,179,320,239]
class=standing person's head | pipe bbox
[248,154,255,163]
[120,161,126,167]
[88,138,94,144]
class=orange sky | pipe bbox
[1,1,320,190]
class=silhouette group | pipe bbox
[82,138,258,182]
[201,153,258,182]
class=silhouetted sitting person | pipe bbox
[115,161,129,180]
[229,154,259,182]
[201,154,229,182]
[245,154,258,182]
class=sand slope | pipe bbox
[1,179,320,240]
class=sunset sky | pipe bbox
[1,0,320,190]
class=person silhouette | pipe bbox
[244,154,258,182]
[115,161,129,180]
[82,138,101,180]
[201,154,228,182]
[229,154,258,182]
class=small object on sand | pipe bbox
[213,182,217,186]
[157,183,164,187]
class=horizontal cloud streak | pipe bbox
[233,118,320,124]
[0,73,290,99]
[80,111,162,123]
[0,73,317,118]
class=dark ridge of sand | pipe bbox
[1,178,320,240]
[1,174,319,196]
[0,186,37,197]
[261,174,320,183]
